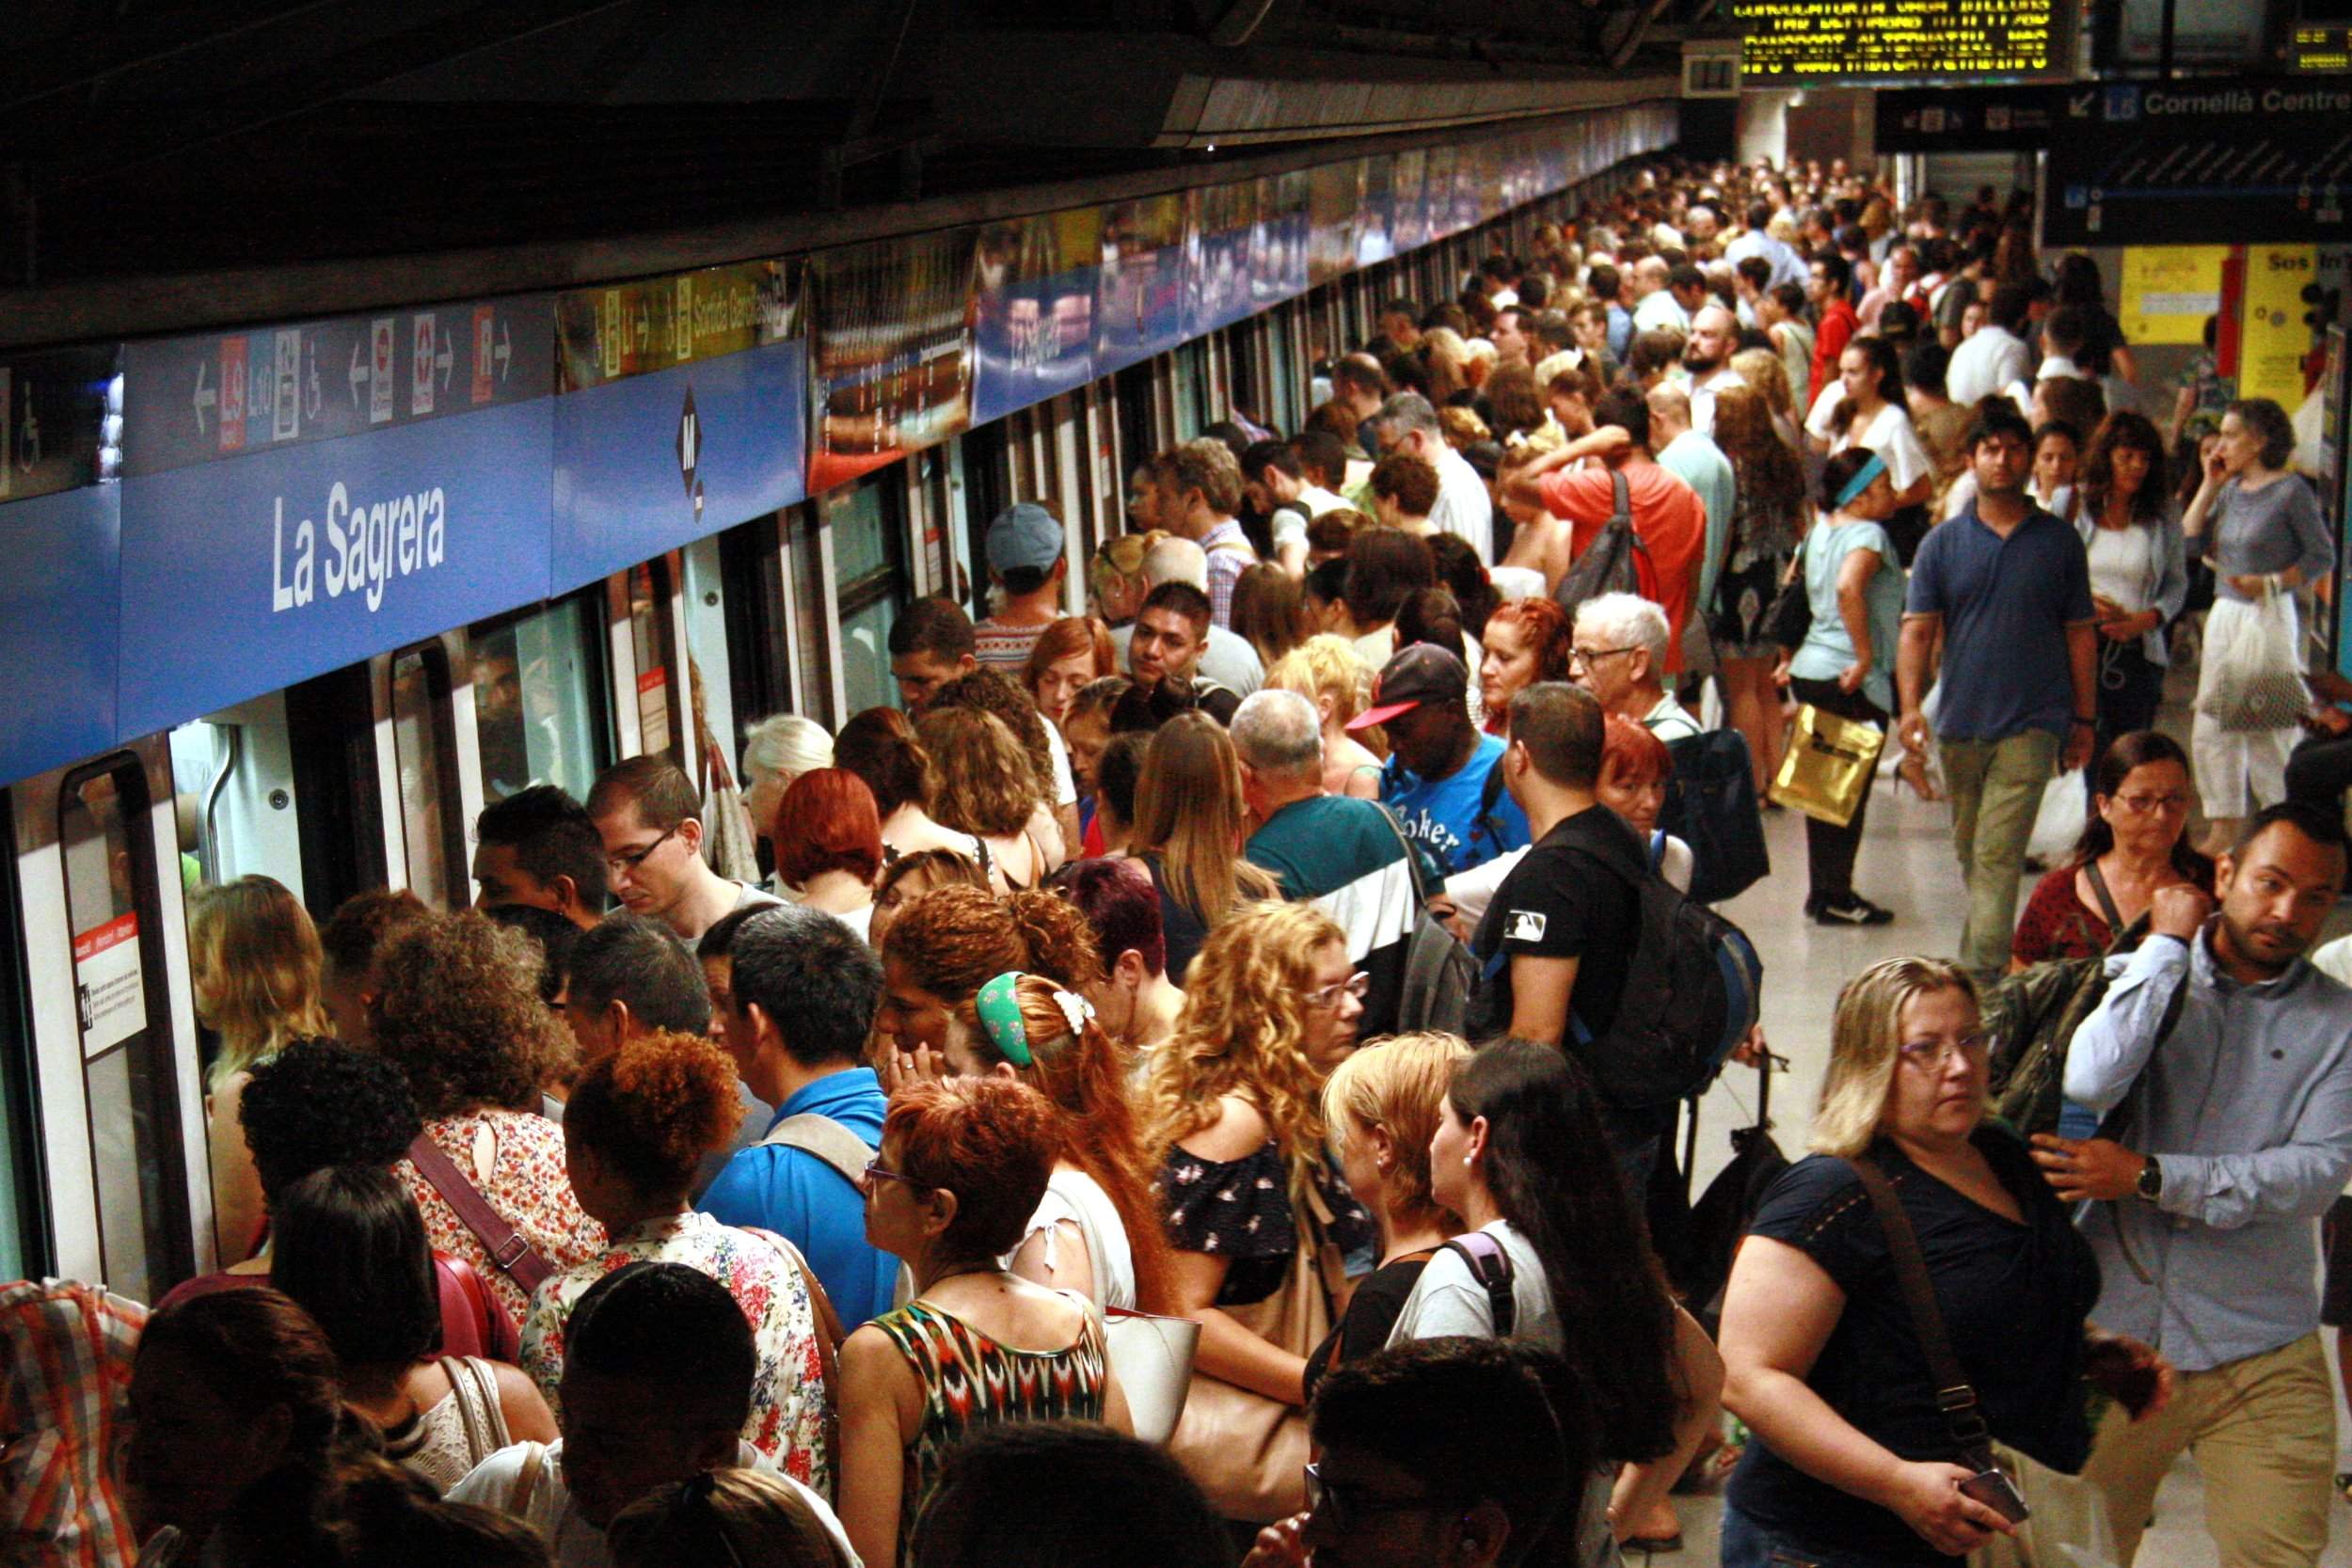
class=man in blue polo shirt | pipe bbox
[1351,643,1531,879]
[699,904,897,1324]
[1898,403,2097,987]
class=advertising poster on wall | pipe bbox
[1307,160,1360,288]
[1096,195,1186,377]
[555,259,801,391]
[1184,181,1259,340]
[1250,172,1310,306]
[971,209,1102,427]
[2119,246,2229,346]
[2239,244,2320,408]
[1355,155,1397,268]
[1391,149,1430,254]
[807,229,976,494]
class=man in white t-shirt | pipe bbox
[451,1261,858,1568]
[1947,282,2035,405]
[1365,392,1495,562]
[1241,440,1347,578]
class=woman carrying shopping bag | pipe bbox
[1779,447,1910,927]
[2185,399,2331,854]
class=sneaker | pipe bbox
[1812,895,1894,927]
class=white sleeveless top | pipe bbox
[1005,1167,1136,1311]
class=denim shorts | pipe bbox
[1719,1506,1926,1568]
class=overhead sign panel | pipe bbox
[2044,77,2352,245]
[1876,85,2063,150]
[971,212,1101,427]
[806,230,976,495]
[1729,0,2072,83]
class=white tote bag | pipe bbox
[1102,1307,1200,1446]
[2196,586,2307,734]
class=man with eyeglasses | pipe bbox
[585,756,780,944]
[1243,1338,1580,1568]
[1569,593,1699,741]
[2036,801,2352,1568]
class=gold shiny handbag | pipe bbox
[1770,704,1887,828]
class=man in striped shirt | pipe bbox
[1153,437,1257,628]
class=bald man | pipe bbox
[1647,383,1735,631]
[1680,304,1745,435]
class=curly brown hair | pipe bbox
[882,886,1104,1007]
[564,1029,745,1198]
[917,707,1042,838]
[928,669,1057,807]
[372,911,575,1119]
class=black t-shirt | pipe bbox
[1302,1252,1433,1401]
[1724,1129,2102,1565]
[1467,804,1643,1044]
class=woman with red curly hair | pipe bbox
[768,768,885,941]
[942,972,1174,1313]
[521,1030,830,1493]
[837,1078,1131,1568]
[1476,597,1573,734]
[874,886,1101,1062]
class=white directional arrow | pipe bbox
[349,342,368,408]
[2070,89,2095,117]
[437,330,454,390]
[192,360,215,435]
[495,320,512,380]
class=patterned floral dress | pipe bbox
[870,1298,1107,1563]
[516,1210,830,1493]
[393,1109,606,1325]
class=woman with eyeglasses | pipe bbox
[1144,902,1376,1522]
[1719,957,2164,1567]
[2010,730,2211,971]
[837,1078,1130,1568]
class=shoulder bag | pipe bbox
[1846,1154,2121,1568]
[1166,1179,1345,1523]
[759,1112,876,1187]
[1102,1307,1202,1447]
[1763,529,1813,651]
[406,1132,553,1298]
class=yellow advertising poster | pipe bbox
[2120,246,2229,345]
[2240,245,2316,408]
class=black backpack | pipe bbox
[1661,729,1770,905]
[1550,470,1649,622]
[1373,804,1476,1037]
[1982,911,2183,1138]
[1564,841,1764,1111]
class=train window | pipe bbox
[389,643,464,907]
[833,471,910,719]
[58,759,191,1299]
[470,594,610,804]
[627,560,684,763]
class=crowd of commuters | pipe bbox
[13,150,2352,1568]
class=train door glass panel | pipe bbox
[834,471,910,719]
[59,759,190,1299]
[785,504,834,728]
[627,560,683,763]
[389,644,464,909]
[470,594,609,805]
[0,795,45,1281]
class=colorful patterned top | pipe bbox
[516,1210,829,1493]
[393,1109,606,1325]
[871,1297,1107,1562]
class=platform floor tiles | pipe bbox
[1652,785,2352,1567]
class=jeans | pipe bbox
[1939,728,2059,990]
[1721,1505,1921,1568]
[1788,675,1887,903]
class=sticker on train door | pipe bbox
[72,911,145,1057]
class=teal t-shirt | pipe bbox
[1788,518,1904,714]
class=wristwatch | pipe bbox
[2135,1157,2163,1202]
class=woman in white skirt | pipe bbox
[2184,398,2331,851]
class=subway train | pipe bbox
[0,99,1677,1304]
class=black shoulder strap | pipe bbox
[2083,861,2125,938]
[1475,752,1510,850]
[1609,467,1631,530]
[1441,1232,1516,1338]
[1845,1153,1997,1473]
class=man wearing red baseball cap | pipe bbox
[1349,642,1530,878]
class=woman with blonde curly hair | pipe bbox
[836,707,989,872]
[929,666,1077,862]
[522,1029,830,1490]
[1310,1031,1470,1393]
[188,875,334,1261]
[942,972,1174,1314]
[915,706,1056,895]
[1146,902,1375,1518]
[875,886,1102,1063]
[1127,714,1281,985]
[373,911,603,1322]
[1264,634,1384,800]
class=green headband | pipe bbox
[975,972,1035,1068]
